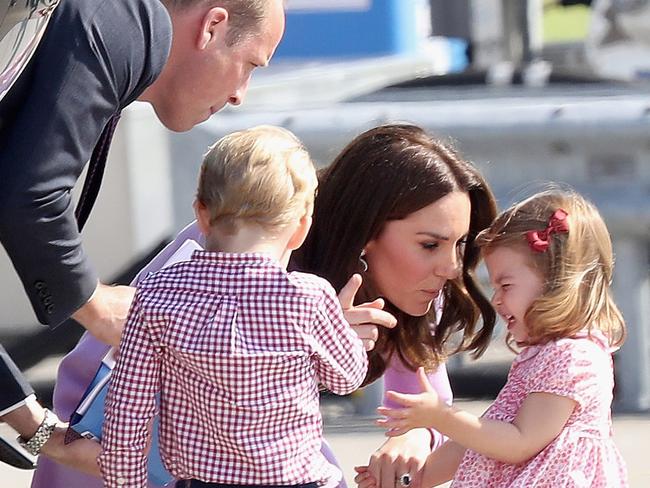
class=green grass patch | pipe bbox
[543,4,592,43]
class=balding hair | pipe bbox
[162,0,267,44]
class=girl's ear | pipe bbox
[193,199,212,236]
[287,214,313,251]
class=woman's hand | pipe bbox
[338,274,396,351]
[354,428,432,488]
[377,368,444,436]
[41,424,101,477]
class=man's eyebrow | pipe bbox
[416,232,449,241]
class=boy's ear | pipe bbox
[287,214,312,251]
[194,199,212,236]
[197,7,229,50]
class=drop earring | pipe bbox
[359,250,369,272]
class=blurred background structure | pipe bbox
[1,0,649,421]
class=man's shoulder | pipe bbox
[56,0,172,105]
[60,0,168,26]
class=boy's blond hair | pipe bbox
[476,189,626,348]
[196,125,317,234]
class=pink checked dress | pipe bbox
[452,331,628,487]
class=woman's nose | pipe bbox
[435,252,461,280]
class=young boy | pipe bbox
[99,126,368,488]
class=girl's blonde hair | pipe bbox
[476,189,626,348]
[196,125,317,234]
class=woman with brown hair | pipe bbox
[294,124,497,488]
[35,123,497,488]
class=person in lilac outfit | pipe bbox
[32,124,497,488]
[296,125,497,488]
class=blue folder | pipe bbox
[69,352,173,487]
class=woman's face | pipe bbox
[364,191,471,316]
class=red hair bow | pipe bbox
[526,209,569,253]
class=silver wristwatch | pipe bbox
[18,408,58,456]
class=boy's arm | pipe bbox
[99,292,161,488]
[310,283,368,395]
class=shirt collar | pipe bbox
[191,250,281,268]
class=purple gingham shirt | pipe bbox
[99,251,367,488]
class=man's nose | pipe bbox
[229,77,251,106]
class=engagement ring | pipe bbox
[398,473,412,487]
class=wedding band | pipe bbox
[398,473,412,487]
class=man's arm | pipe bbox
[0,0,171,329]
[72,283,135,348]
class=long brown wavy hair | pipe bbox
[294,124,498,385]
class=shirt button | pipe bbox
[116,477,126,485]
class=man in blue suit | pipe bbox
[0,0,284,472]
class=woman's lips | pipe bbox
[421,289,440,299]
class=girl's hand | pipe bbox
[363,428,432,488]
[354,465,377,488]
[377,367,444,436]
[338,274,396,351]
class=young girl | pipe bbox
[371,189,628,487]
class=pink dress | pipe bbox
[452,332,628,487]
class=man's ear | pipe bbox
[287,214,313,251]
[197,6,229,50]
[194,199,212,236]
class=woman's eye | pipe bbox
[421,242,439,250]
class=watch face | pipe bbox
[0,0,59,102]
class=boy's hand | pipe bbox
[338,274,396,351]
[376,367,444,436]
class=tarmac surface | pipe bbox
[3,341,649,487]
[2,398,648,488]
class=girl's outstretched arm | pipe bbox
[379,368,577,464]
[420,440,466,487]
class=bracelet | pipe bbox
[18,408,58,456]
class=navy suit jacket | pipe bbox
[0,0,171,411]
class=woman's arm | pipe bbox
[354,428,432,488]
[360,360,452,488]
[355,440,465,488]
